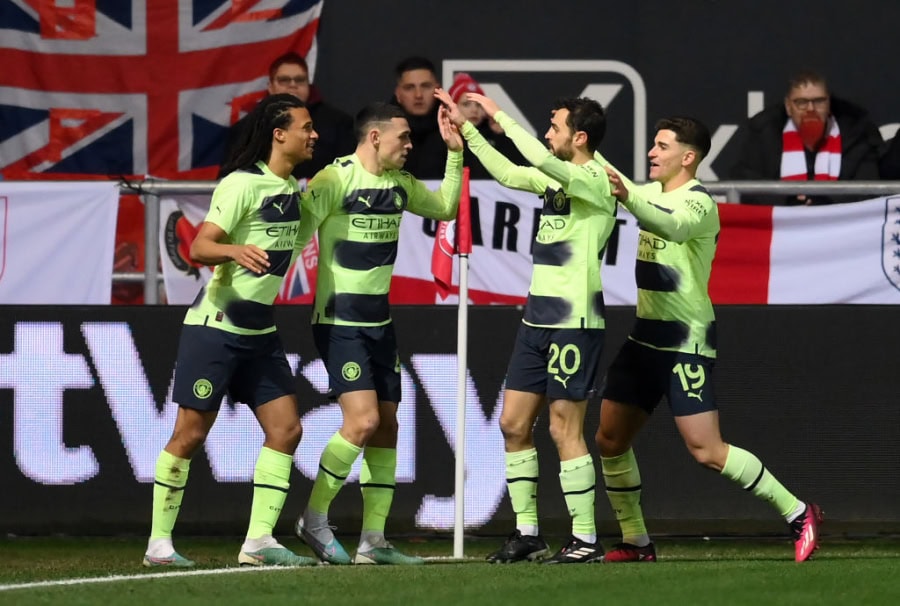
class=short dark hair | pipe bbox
[394,56,438,81]
[787,70,828,95]
[354,102,407,142]
[552,97,607,152]
[268,51,308,80]
[219,94,307,177]
[654,116,712,160]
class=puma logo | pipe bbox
[553,375,571,389]
[357,195,372,208]
[272,200,287,215]
[687,391,703,402]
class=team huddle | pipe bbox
[142,84,822,569]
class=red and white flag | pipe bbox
[431,167,472,300]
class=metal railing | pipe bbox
[123,180,900,303]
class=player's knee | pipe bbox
[686,443,723,470]
[594,426,625,457]
[498,414,530,445]
[345,411,380,443]
[264,419,303,451]
[283,419,303,448]
[169,424,208,455]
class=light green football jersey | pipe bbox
[461,113,617,329]
[184,161,301,335]
[596,152,720,357]
[298,151,462,326]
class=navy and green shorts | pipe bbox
[171,324,295,411]
[601,338,717,416]
[504,324,604,401]
[312,323,401,402]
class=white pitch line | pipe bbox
[0,556,481,592]
[0,565,306,593]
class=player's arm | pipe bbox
[459,121,548,192]
[294,167,340,261]
[490,110,612,205]
[404,149,463,221]
[491,110,582,183]
[433,87,546,193]
[607,168,713,243]
[192,177,270,274]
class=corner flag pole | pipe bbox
[453,168,472,559]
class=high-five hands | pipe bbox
[433,88,467,129]
[460,93,500,119]
[434,88,464,152]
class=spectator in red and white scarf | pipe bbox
[729,70,884,205]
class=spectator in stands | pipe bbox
[448,72,527,179]
[220,52,355,180]
[880,131,900,180]
[389,56,447,179]
[729,70,884,205]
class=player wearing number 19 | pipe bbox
[595,117,822,564]
[435,88,617,564]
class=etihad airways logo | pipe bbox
[442,59,647,180]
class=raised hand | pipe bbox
[433,87,467,129]
[463,92,500,119]
[438,105,464,152]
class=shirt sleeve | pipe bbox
[460,121,549,193]
[404,150,463,221]
[206,174,251,236]
[494,111,610,202]
[624,184,716,243]
[593,151,714,242]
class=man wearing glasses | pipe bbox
[220,52,356,180]
[729,70,883,205]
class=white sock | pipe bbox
[785,500,807,523]
[574,533,597,544]
[146,537,175,557]
[303,508,334,542]
[241,535,279,552]
[358,530,387,553]
[517,525,539,537]
[623,534,651,547]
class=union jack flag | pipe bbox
[0,0,323,179]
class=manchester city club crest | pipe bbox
[882,196,900,292]
[553,190,566,211]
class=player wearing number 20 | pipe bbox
[594,117,822,564]
[435,88,617,564]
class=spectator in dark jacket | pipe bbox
[729,70,884,205]
[219,52,355,180]
[880,131,900,180]
[388,56,448,179]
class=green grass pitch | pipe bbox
[1,536,898,606]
